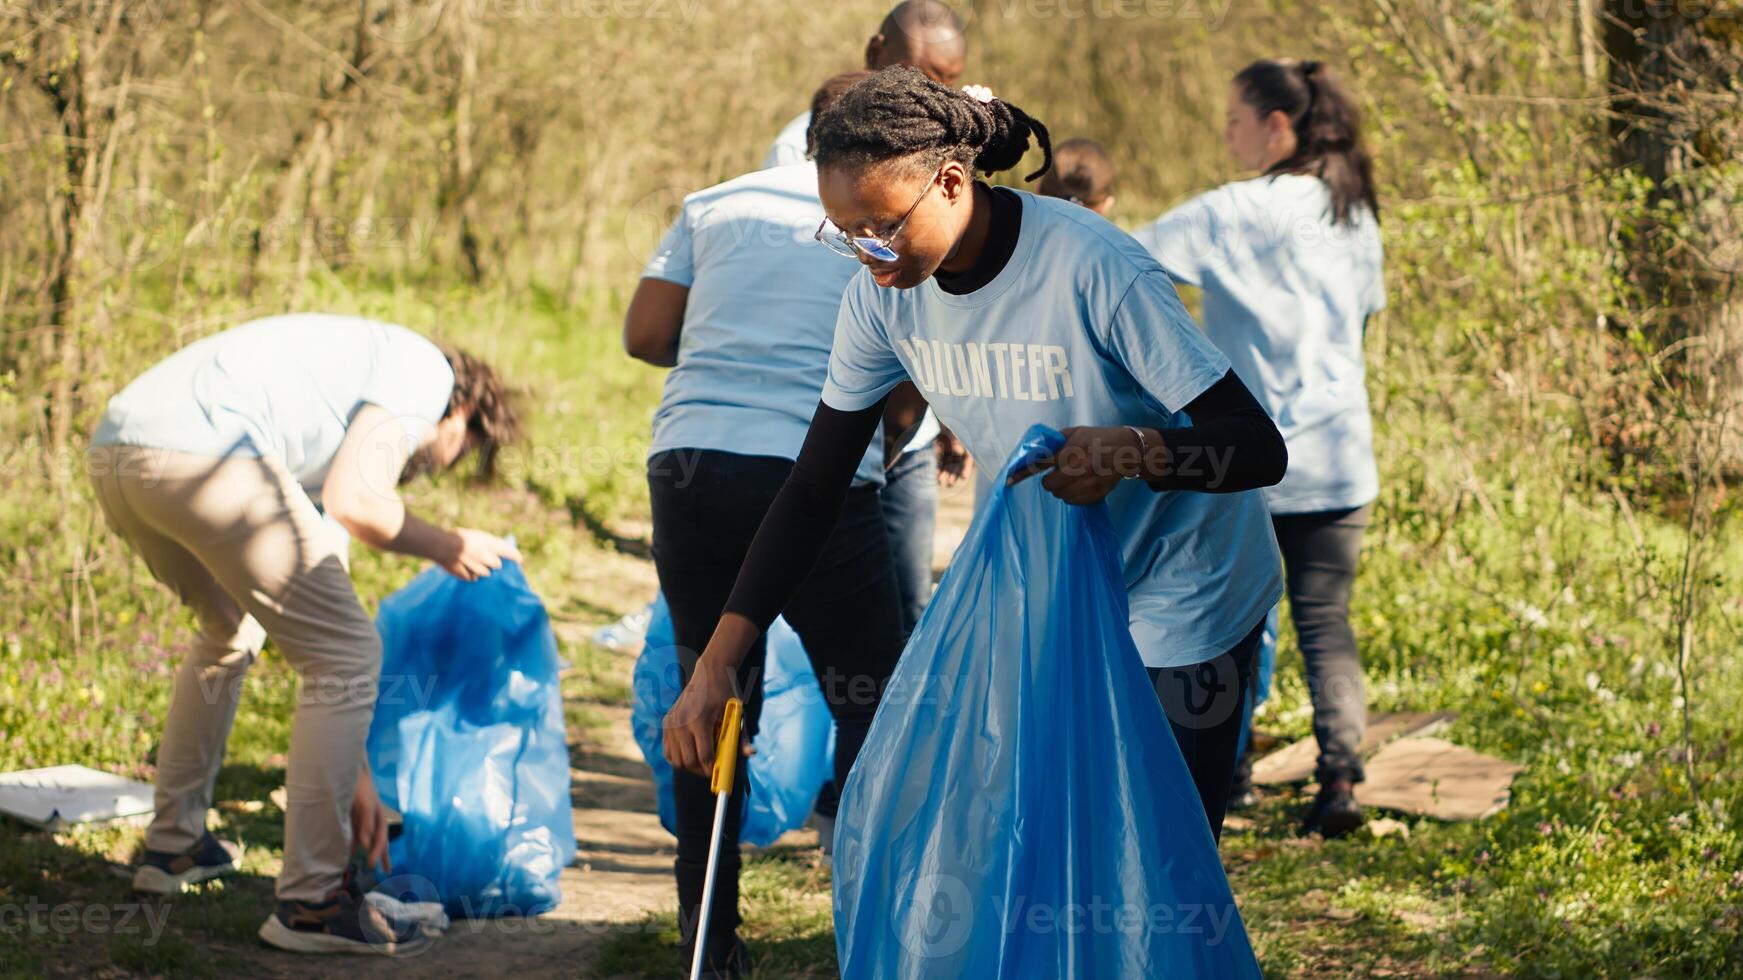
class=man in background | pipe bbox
[762,0,966,168]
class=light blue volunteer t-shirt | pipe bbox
[820,191,1283,668]
[1131,173,1385,515]
[762,110,812,169]
[643,163,884,486]
[763,111,939,454]
[92,314,455,496]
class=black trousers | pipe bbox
[648,450,906,954]
[1272,503,1371,783]
[1149,620,1264,841]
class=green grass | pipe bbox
[4,264,1742,976]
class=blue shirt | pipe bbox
[763,113,938,454]
[820,192,1282,668]
[762,110,811,169]
[1132,174,1385,514]
[643,163,884,485]
[92,314,454,495]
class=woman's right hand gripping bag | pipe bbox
[834,425,1261,979]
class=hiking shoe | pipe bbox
[258,886,433,955]
[1302,779,1365,838]
[132,832,242,894]
[682,933,751,979]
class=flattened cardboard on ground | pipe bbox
[0,764,154,830]
[1252,711,1456,785]
[1357,737,1525,821]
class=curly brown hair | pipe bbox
[440,345,521,481]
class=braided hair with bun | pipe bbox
[807,66,1053,183]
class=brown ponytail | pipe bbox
[1234,59,1379,225]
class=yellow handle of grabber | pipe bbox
[691,697,745,980]
[710,697,744,793]
[707,697,742,788]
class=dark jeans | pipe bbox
[1149,620,1264,841]
[648,450,906,952]
[879,446,939,636]
[1272,503,1371,783]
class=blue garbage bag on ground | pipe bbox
[835,426,1261,978]
[366,560,576,918]
[630,594,835,847]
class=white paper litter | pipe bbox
[366,891,450,934]
[0,764,155,830]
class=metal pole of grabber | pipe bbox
[689,696,744,980]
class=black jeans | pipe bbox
[1272,503,1371,783]
[1149,620,1263,841]
[648,450,906,953]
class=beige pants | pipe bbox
[87,446,381,901]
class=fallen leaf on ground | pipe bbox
[1368,817,1410,840]
[1394,908,1443,930]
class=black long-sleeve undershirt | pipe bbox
[1150,372,1288,493]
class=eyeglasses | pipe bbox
[814,166,942,263]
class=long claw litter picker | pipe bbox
[689,696,744,980]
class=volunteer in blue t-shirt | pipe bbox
[664,67,1289,844]
[1132,58,1386,838]
[86,314,521,954]
[626,74,909,979]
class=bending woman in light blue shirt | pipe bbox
[1132,58,1386,838]
[662,67,1290,850]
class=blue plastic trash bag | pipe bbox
[835,426,1261,979]
[367,559,576,918]
[631,594,835,846]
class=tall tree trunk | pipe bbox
[1603,0,1743,469]
[1603,1,1743,351]
[440,5,486,285]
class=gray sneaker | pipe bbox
[132,832,243,894]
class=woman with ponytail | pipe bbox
[1132,59,1386,838]
[663,66,1288,859]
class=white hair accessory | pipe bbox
[961,84,995,104]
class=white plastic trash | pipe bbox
[0,764,155,829]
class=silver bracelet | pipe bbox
[1123,425,1150,480]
